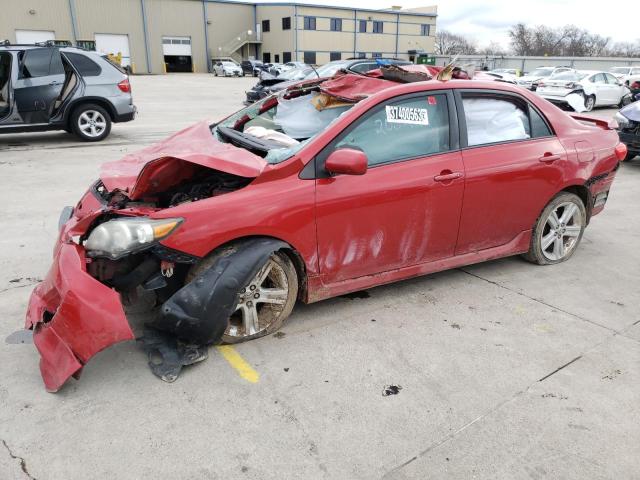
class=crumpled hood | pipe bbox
[100,121,266,195]
[620,101,640,122]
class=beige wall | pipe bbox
[207,2,256,63]
[256,4,294,62]
[145,0,206,73]
[0,0,74,43]
[74,0,148,73]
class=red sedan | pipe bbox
[26,69,626,391]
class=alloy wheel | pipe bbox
[540,202,582,261]
[78,110,107,138]
[226,257,290,338]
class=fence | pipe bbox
[432,54,640,73]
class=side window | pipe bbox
[65,52,102,77]
[350,62,377,73]
[335,94,450,167]
[462,95,530,146]
[604,73,618,84]
[593,73,606,84]
[632,68,640,75]
[529,106,552,138]
[20,48,54,78]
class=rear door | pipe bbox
[604,73,625,103]
[591,73,612,104]
[12,47,65,124]
[454,90,567,254]
[315,91,465,283]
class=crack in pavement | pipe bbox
[458,268,618,334]
[0,282,40,296]
[1,439,36,480]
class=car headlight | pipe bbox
[614,112,632,129]
[85,217,183,259]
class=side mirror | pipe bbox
[325,148,368,176]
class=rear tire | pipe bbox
[522,192,586,265]
[70,104,111,142]
[624,151,637,162]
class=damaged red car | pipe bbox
[26,66,627,391]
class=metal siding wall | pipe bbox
[0,0,74,43]
[432,55,640,71]
[256,5,296,64]
[74,0,148,73]
[145,0,207,73]
[206,2,255,63]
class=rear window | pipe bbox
[65,52,102,76]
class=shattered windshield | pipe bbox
[213,92,353,164]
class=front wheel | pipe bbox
[188,250,298,344]
[522,192,586,265]
[70,104,111,142]
[584,94,595,112]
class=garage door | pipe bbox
[15,30,55,44]
[95,33,131,67]
[162,37,192,56]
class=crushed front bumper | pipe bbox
[25,242,134,392]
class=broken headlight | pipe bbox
[614,112,633,130]
[85,217,183,259]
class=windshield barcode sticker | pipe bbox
[385,106,429,125]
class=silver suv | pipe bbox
[0,42,136,141]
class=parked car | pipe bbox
[609,66,640,86]
[213,61,243,77]
[244,58,411,104]
[281,61,307,72]
[614,101,640,161]
[240,60,263,76]
[27,69,626,391]
[491,68,521,77]
[245,66,314,104]
[537,70,630,111]
[0,43,136,141]
[517,66,574,91]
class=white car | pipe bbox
[490,68,520,77]
[280,61,307,72]
[609,66,640,86]
[213,61,243,77]
[536,70,629,112]
[516,66,574,91]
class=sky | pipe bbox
[252,0,636,49]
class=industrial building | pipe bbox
[0,0,437,74]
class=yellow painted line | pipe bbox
[216,345,260,383]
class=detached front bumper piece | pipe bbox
[25,243,134,392]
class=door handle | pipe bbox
[539,153,561,163]
[434,171,463,182]
[49,81,62,86]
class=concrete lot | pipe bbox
[0,74,638,480]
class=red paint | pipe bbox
[325,148,368,175]
[27,79,622,391]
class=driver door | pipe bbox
[314,91,465,284]
[13,48,65,124]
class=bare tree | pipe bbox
[606,41,640,57]
[509,23,610,56]
[435,30,478,55]
[480,41,508,56]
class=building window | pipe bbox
[283,51,292,63]
[282,17,291,30]
[421,24,430,36]
[372,52,382,58]
[304,16,316,30]
[357,51,366,58]
[262,20,270,33]
[359,20,367,32]
[274,54,280,63]
[263,52,271,63]
[330,51,341,61]
[330,18,342,32]
[303,51,316,64]
[372,21,383,33]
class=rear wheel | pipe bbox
[187,249,298,344]
[71,104,111,142]
[522,192,586,265]
[625,150,637,162]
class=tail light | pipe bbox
[538,81,545,87]
[117,78,131,93]
[614,142,628,161]
[565,82,577,89]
